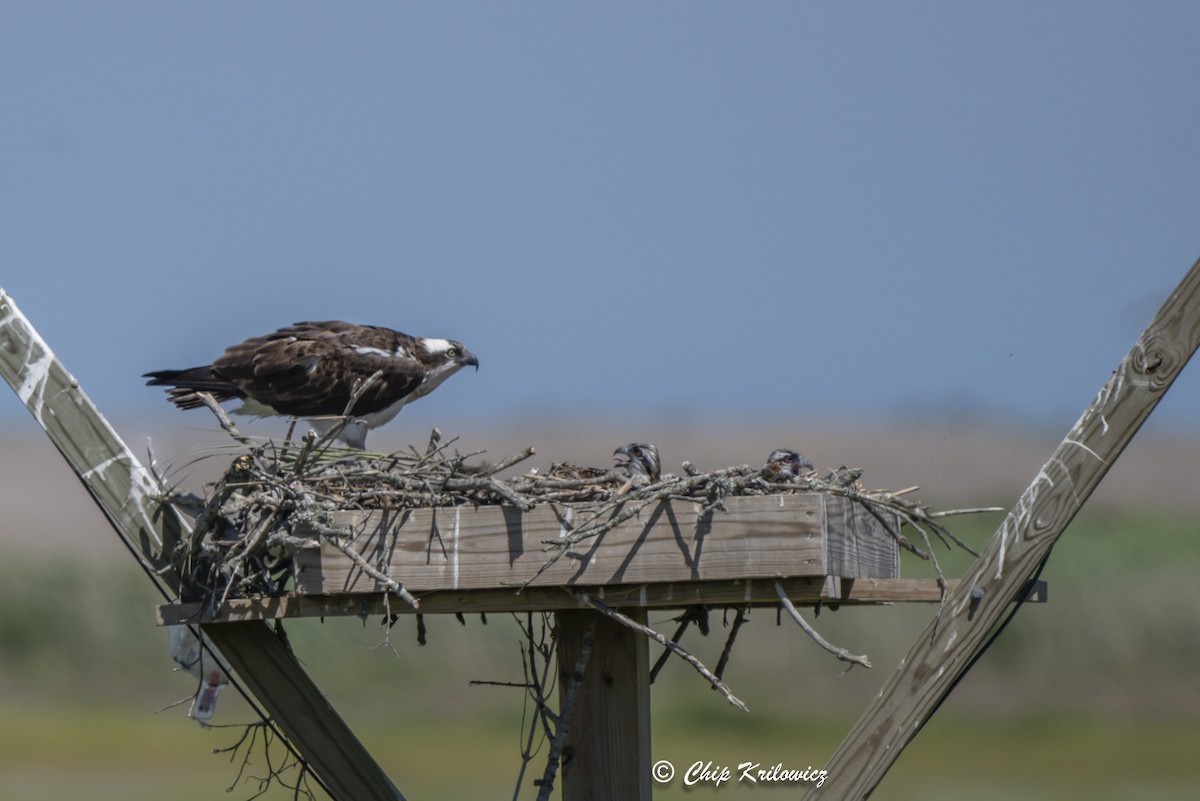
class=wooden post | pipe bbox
[0,289,404,801]
[807,257,1200,800]
[557,609,652,801]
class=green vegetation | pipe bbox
[1,506,1197,800]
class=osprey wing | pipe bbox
[212,322,427,418]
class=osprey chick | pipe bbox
[761,448,815,483]
[613,442,661,485]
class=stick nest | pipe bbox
[165,425,986,610]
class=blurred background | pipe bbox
[2,3,1199,799]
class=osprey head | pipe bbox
[613,443,661,483]
[403,337,478,403]
[417,338,479,372]
[762,448,815,482]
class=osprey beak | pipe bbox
[463,351,479,371]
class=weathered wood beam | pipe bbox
[0,289,404,801]
[158,577,990,625]
[0,288,184,578]
[558,609,652,801]
[202,621,406,801]
[292,493,899,595]
[808,257,1200,800]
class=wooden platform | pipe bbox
[157,492,945,624]
[159,577,965,624]
[293,493,899,594]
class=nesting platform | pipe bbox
[156,492,972,625]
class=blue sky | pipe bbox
[3,3,1200,435]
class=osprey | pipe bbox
[613,442,661,484]
[145,320,478,449]
[761,448,816,483]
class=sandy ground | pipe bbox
[2,413,1196,557]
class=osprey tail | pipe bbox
[144,366,243,410]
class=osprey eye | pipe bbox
[782,454,794,463]
[447,347,459,358]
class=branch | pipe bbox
[577,592,748,712]
[536,615,595,801]
[648,612,696,684]
[713,607,749,682]
[197,392,258,448]
[475,446,538,478]
[309,522,420,609]
[311,369,385,451]
[775,580,872,670]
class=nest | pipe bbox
[167,423,985,611]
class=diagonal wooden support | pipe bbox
[0,288,404,801]
[201,620,405,801]
[0,292,185,581]
[807,257,1200,800]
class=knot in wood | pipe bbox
[1143,350,1164,374]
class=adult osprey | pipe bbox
[145,320,478,449]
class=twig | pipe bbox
[445,475,534,511]
[520,486,678,589]
[197,392,258,448]
[774,580,872,670]
[507,612,557,801]
[291,430,317,476]
[535,615,595,801]
[857,498,928,559]
[577,592,749,712]
[310,522,420,609]
[369,591,404,658]
[218,507,281,606]
[713,607,749,681]
[207,719,316,801]
[928,506,1005,518]
[648,614,694,684]
[311,369,385,450]
[475,446,537,477]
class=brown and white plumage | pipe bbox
[613,442,661,485]
[761,448,815,483]
[543,462,611,482]
[146,321,478,448]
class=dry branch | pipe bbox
[306,521,420,610]
[775,580,872,670]
[536,615,595,801]
[713,607,749,681]
[577,592,749,712]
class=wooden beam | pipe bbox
[157,578,982,625]
[0,288,184,578]
[202,622,405,801]
[808,257,1200,800]
[292,494,899,595]
[558,609,652,801]
[0,289,403,801]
